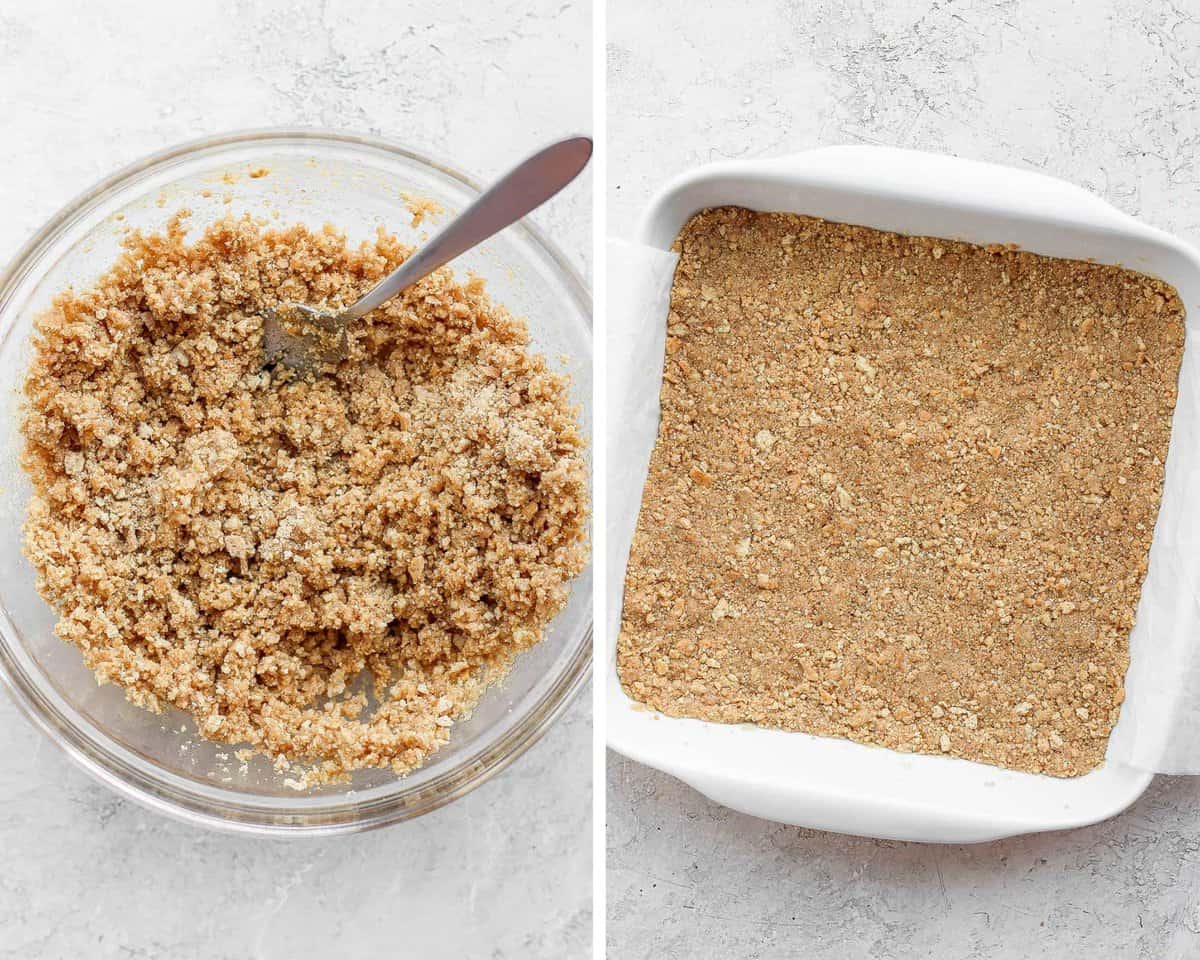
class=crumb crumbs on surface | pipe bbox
[401,192,445,229]
[617,206,1184,778]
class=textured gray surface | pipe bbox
[607,1,1200,957]
[0,2,591,958]
[609,757,1200,959]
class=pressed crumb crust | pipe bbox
[617,206,1184,777]
[22,213,588,785]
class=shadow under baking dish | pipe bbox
[607,145,1200,843]
[0,129,593,835]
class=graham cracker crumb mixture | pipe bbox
[617,207,1184,777]
[22,212,587,785]
[401,192,444,228]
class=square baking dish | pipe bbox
[607,145,1200,842]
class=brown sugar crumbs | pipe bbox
[401,192,444,228]
[617,207,1184,777]
[22,212,587,785]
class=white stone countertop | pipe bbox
[607,1,1200,957]
[0,2,592,957]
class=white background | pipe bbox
[0,1,591,957]
[607,1,1200,958]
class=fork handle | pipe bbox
[342,136,592,321]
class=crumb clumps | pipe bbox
[617,206,1184,777]
[22,212,588,785]
[401,192,444,228]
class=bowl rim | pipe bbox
[0,126,593,836]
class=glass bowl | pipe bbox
[0,129,592,835]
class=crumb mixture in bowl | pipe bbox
[618,206,1184,777]
[21,212,588,786]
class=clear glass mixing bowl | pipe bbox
[0,130,592,834]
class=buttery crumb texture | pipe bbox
[22,213,587,785]
[617,206,1184,777]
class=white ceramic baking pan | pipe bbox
[608,145,1200,843]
